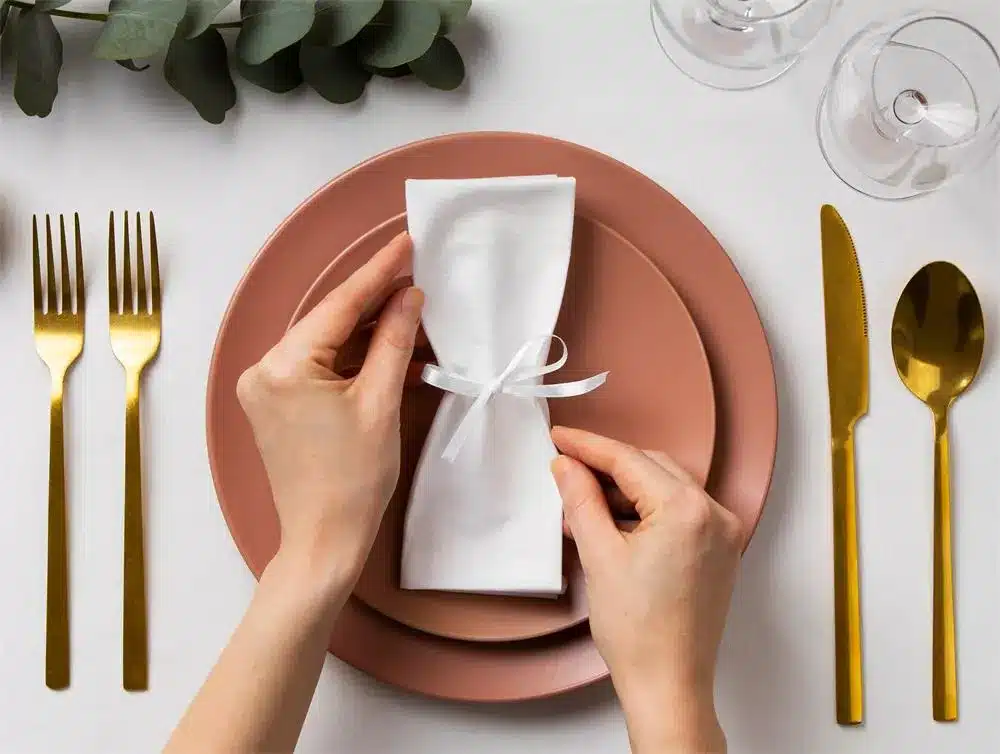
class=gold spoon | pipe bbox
[891,261,985,723]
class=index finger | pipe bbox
[551,426,682,519]
[286,232,412,352]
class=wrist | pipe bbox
[616,673,724,754]
[279,511,376,583]
[262,538,358,622]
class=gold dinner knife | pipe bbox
[821,204,868,726]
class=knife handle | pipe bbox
[932,408,957,722]
[832,428,863,725]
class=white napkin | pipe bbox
[401,175,583,597]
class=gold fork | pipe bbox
[108,211,161,692]
[33,213,85,691]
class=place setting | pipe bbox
[7,2,997,746]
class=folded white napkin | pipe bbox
[401,175,599,597]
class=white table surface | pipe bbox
[1,0,999,751]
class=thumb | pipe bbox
[356,287,424,407]
[551,455,622,574]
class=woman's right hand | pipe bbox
[550,426,743,754]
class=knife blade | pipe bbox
[821,204,869,726]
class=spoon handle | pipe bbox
[832,428,863,725]
[933,409,958,722]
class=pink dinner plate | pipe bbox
[289,212,717,642]
[206,132,778,702]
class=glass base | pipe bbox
[650,1,798,90]
[816,83,939,200]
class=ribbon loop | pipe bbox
[420,335,609,462]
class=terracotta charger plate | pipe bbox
[206,132,779,702]
[289,212,717,642]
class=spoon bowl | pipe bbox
[892,262,985,410]
[891,260,984,723]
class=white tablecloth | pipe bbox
[1,1,998,752]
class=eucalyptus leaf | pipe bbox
[236,40,302,93]
[14,9,62,117]
[164,26,236,123]
[116,58,150,71]
[409,36,462,90]
[0,6,17,79]
[178,0,233,39]
[300,42,369,104]
[94,0,187,61]
[432,0,470,34]
[32,0,73,11]
[358,0,439,68]
[362,62,409,78]
[308,0,382,46]
[236,0,314,66]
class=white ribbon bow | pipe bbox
[421,335,609,462]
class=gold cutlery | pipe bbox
[32,213,84,690]
[891,262,984,722]
[108,211,161,692]
[820,205,868,725]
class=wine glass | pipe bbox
[650,0,840,90]
[817,11,1000,200]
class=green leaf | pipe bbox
[358,0,439,68]
[116,58,150,71]
[33,0,72,11]
[0,2,12,37]
[362,61,409,78]
[14,9,62,117]
[308,0,382,46]
[236,0,314,66]
[432,0,469,34]
[0,6,18,79]
[178,0,233,39]
[236,40,302,92]
[300,42,370,104]
[94,0,188,61]
[164,26,236,123]
[409,36,462,90]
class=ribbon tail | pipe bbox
[440,388,493,463]
[504,371,609,398]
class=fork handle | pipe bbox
[122,369,148,691]
[45,376,69,690]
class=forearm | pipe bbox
[616,675,726,754]
[164,545,353,754]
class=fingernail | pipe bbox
[400,287,424,316]
[550,455,571,484]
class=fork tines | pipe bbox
[108,212,160,316]
[32,214,84,317]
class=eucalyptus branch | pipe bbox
[5,2,409,31]
[0,0,470,123]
